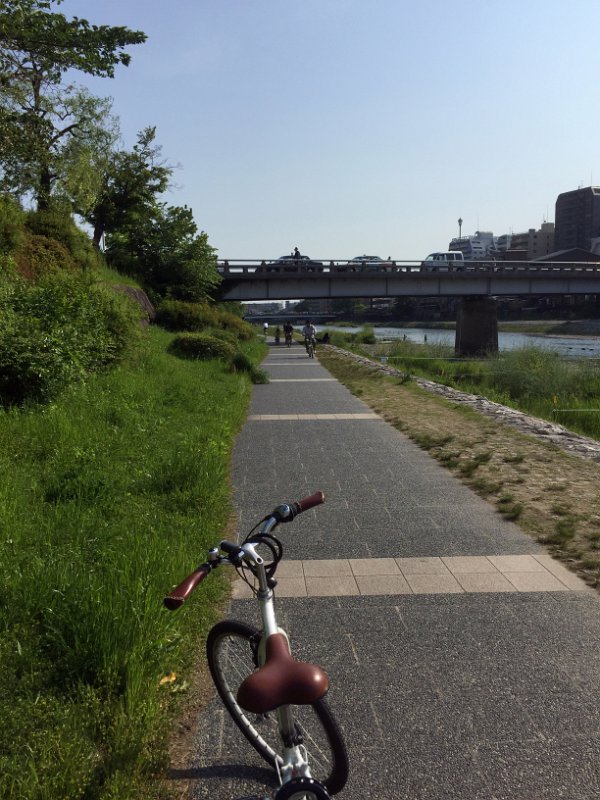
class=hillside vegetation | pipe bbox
[0,5,275,797]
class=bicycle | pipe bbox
[164,491,348,800]
[285,332,293,348]
[304,336,316,358]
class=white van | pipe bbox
[422,251,465,271]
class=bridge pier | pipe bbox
[455,296,498,356]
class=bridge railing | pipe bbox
[216,259,600,277]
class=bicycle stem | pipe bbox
[239,539,279,638]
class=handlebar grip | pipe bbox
[164,566,209,611]
[294,491,325,514]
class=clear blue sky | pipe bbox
[66,0,600,260]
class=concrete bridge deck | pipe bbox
[217,260,600,301]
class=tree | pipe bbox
[83,127,172,249]
[106,203,222,303]
[0,0,145,208]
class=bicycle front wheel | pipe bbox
[206,620,348,795]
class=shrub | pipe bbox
[0,272,142,405]
[487,347,568,402]
[208,328,238,346]
[156,301,255,341]
[327,329,349,347]
[229,351,269,383]
[25,205,98,270]
[168,333,236,361]
[230,351,254,373]
[155,300,219,332]
[0,194,25,255]
[217,309,254,340]
[353,325,377,345]
[14,232,79,280]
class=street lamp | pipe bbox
[458,217,463,240]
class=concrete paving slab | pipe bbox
[403,573,465,594]
[487,554,547,572]
[271,577,307,597]
[396,556,452,575]
[302,559,353,576]
[305,576,359,596]
[349,557,400,575]
[355,574,412,595]
[453,572,517,592]
[533,554,591,589]
[504,571,570,592]
[442,555,500,573]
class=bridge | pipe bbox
[217,259,600,301]
[217,259,600,356]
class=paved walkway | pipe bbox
[186,343,600,800]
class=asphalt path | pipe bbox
[182,343,600,800]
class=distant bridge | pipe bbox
[217,259,600,302]
[217,259,600,356]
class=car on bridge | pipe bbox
[421,251,465,271]
[259,254,324,272]
[338,255,391,272]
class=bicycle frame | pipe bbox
[304,336,315,356]
[241,528,313,785]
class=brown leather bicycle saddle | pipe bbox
[236,633,329,714]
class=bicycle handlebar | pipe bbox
[294,490,325,514]
[164,565,210,610]
[163,492,325,610]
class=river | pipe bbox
[316,325,600,358]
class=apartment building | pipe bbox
[554,186,600,251]
[494,222,555,259]
[448,231,495,260]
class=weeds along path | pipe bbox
[317,346,600,591]
[326,345,600,463]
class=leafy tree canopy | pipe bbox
[106,202,221,303]
[0,0,144,208]
[0,0,146,81]
[84,127,172,248]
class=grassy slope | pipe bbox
[0,326,265,799]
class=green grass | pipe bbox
[0,327,266,799]
[383,342,600,441]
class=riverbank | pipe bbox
[383,319,600,336]
[317,345,600,591]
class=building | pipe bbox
[554,186,600,252]
[449,231,495,260]
[493,222,555,260]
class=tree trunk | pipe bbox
[37,166,52,211]
[92,219,104,250]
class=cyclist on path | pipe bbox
[302,320,317,353]
[283,321,294,345]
